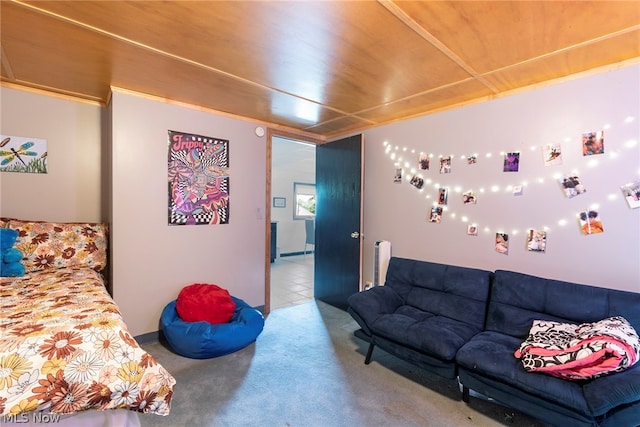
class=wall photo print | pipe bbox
[495,233,509,255]
[168,130,230,225]
[560,175,586,198]
[0,135,47,174]
[542,143,562,166]
[410,175,424,189]
[620,181,640,209]
[579,209,604,235]
[582,130,604,156]
[463,190,476,204]
[526,229,547,253]
[394,168,402,183]
[429,206,443,223]
[418,152,430,170]
[439,156,452,174]
[503,152,520,172]
[438,187,448,205]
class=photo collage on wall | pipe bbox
[388,125,632,255]
[167,130,230,225]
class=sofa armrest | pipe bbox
[347,286,404,335]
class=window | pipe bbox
[293,182,315,220]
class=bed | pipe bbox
[0,218,176,426]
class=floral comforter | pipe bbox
[0,267,175,417]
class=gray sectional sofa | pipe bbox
[347,257,640,427]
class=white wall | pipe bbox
[271,137,315,255]
[0,87,103,222]
[111,91,267,335]
[362,64,640,293]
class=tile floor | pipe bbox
[270,254,314,310]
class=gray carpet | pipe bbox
[140,300,550,427]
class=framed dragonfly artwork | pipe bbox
[0,135,48,173]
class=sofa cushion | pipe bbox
[371,307,481,361]
[487,270,640,339]
[456,331,590,415]
[583,363,640,416]
[385,257,492,331]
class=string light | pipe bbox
[380,115,638,236]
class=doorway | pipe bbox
[268,134,317,312]
[265,131,363,314]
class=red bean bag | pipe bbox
[176,283,236,324]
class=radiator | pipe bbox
[373,240,392,287]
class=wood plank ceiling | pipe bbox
[1,1,639,140]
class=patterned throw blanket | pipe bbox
[515,316,640,380]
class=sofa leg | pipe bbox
[364,342,375,365]
[462,385,470,403]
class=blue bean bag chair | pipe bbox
[161,296,265,359]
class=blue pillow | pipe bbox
[3,247,23,263]
[1,228,24,277]
[0,228,18,251]
[1,261,25,277]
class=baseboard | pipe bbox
[135,330,164,345]
[281,251,314,257]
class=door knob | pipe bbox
[351,231,360,238]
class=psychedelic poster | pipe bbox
[168,130,230,225]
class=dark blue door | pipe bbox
[314,134,363,310]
